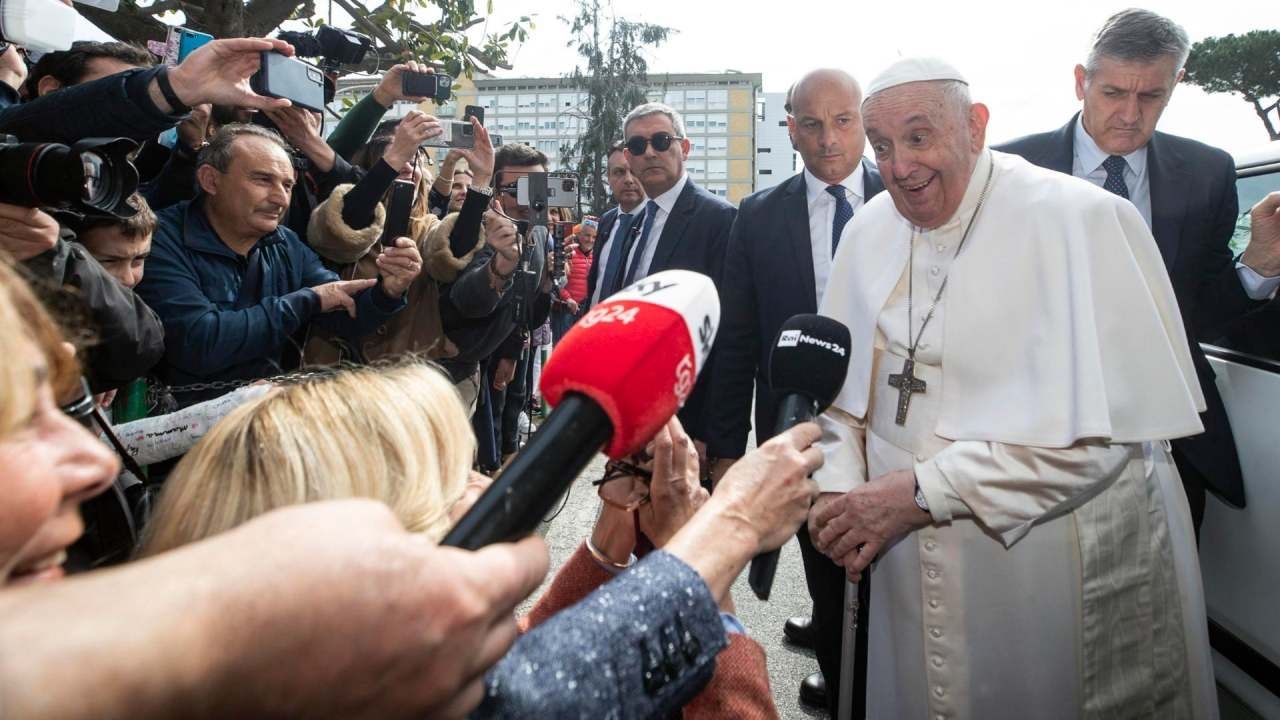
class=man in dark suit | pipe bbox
[998,8,1280,535]
[586,142,646,309]
[605,101,737,442]
[705,68,883,713]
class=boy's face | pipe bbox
[80,226,151,289]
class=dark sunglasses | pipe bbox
[625,132,683,156]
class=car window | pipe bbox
[1208,164,1280,365]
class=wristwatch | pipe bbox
[913,478,930,513]
[470,184,494,197]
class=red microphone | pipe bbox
[442,270,720,550]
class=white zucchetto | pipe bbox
[865,57,969,98]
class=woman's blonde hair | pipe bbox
[0,255,81,439]
[138,361,474,556]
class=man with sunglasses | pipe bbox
[705,68,884,712]
[611,102,736,448]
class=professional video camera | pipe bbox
[0,135,140,217]
[276,26,372,72]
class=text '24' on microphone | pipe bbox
[442,270,721,550]
[749,314,851,600]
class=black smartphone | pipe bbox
[402,71,453,102]
[463,104,484,125]
[251,52,325,112]
[380,180,415,247]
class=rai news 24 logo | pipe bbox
[777,329,847,357]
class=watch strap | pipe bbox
[156,66,192,114]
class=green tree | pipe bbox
[77,0,532,78]
[560,0,671,214]
[1184,30,1280,141]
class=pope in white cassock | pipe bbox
[809,57,1216,719]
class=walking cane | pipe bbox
[836,572,871,720]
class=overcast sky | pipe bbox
[474,0,1275,157]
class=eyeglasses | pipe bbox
[625,132,683,156]
[592,457,653,512]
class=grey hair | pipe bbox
[938,80,972,120]
[1085,8,1190,77]
[623,102,686,138]
[198,123,293,172]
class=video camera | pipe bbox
[0,135,140,218]
[276,26,372,72]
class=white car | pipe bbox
[1200,140,1280,719]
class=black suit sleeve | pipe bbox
[705,201,760,459]
[1192,156,1256,340]
[680,202,737,442]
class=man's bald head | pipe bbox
[786,69,867,185]
[790,69,862,114]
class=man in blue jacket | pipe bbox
[137,124,422,405]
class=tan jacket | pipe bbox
[303,184,486,365]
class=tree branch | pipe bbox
[244,0,306,36]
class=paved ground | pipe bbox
[520,449,829,720]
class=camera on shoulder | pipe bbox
[0,134,141,217]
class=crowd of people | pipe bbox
[1,3,1279,719]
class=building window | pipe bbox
[705,136,728,155]
[707,159,728,180]
[708,89,728,110]
[685,90,706,110]
[478,95,496,111]
[498,95,516,110]
[517,94,536,111]
[537,139,559,156]
[758,147,771,153]
[707,114,728,131]
[688,136,705,157]
[759,169,773,175]
[685,113,706,133]
[664,90,683,109]
[777,120,787,127]
[706,183,728,197]
[687,161,707,180]
[537,93,556,112]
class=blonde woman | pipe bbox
[140,362,475,555]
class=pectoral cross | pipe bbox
[887,356,927,425]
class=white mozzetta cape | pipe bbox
[822,149,1205,446]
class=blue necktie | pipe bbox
[622,200,660,287]
[1102,155,1130,200]
[827,185,853,256]
[598,211,635,299]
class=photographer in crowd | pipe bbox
[429,149,476,216]
[135,124,421,406]
[436,144,554,415]
[303,111,495,363]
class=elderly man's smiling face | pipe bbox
[863,81,988,230]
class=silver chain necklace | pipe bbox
[887,160,995,425]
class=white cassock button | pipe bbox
[925,541,937,552]
[916,453,926,462]
[930,627,943,639]
[936,715,947,720]
[927,569,939,580]
[934,686,946,698]
[929,598,940,609]
[935,244,945,253]
[930,265,940,276]
[931,654,944,668]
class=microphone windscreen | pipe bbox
[541,270,720,458]
[768,314,851,412]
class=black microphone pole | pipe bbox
[747,393,817,601]
[442,393,611,551]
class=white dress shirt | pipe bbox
[589,200,646,305]
[804,167,866,304]
[1072,120,1278,300]
[626,173,689,281]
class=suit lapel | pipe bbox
[1146,133,1186,271]
[587,207,618,299]
[1036,115,1078,174]
[862,158,885,199]
[648,181,697,273]
[782,173,817,307]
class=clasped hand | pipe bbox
[809,469,929,581]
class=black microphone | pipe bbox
[748,314,852,601]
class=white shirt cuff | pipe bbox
[1236,261,1280,301]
